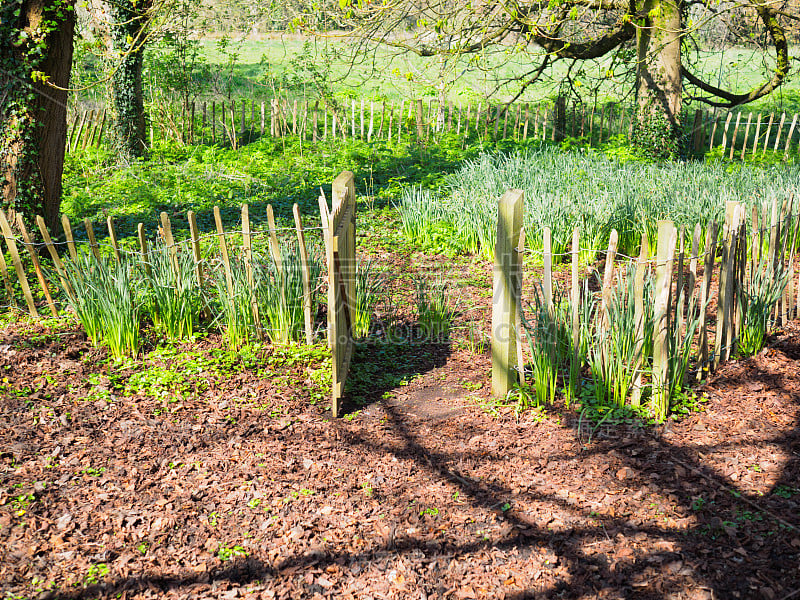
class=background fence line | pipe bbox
[66,97,800,161]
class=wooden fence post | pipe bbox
[81,219,100,261]
[159,212,178,276]
[59,216,76,262]
[491,189,524,398]
[741,113,753,160]
[137,223,151,278]
[293,203,314,345]
[328,171,357,417]
[631,232,648,406]
[107,216,121,262]
[0,209,38,316]
[729,112,741,160]
[187,210,203,291]
[266,204,282,275]
[16,215,57,316]
[784,113,798,161]
[652,220,676,421]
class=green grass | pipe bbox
[67,34,800,115]
[189,39,800,111]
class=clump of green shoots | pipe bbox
[213,256,259,350]
[738,258,788,356]
[259,241,322,344]
[415,275,455,342]
[520,284,572,407]
[586,266,650,408]
[60,251,141,360]
[353,257,384,339]
[211,240,322,348]
[144,241,203,341]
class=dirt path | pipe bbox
[1,318,799,599]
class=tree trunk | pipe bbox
[109,0,150,159]
[0,0,75,232]
[634,0,683,156]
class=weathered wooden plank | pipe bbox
[491,189,524,399]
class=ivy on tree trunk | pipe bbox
[0,0,75,232]
[109,0,151,160]
[633,0,684,158]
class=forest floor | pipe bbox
[1,301,799,600]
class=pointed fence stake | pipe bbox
[0,209,38,316]
[16,215,57,316]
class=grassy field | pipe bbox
[184,37,800,112]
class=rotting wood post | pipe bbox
[492,189,524,399]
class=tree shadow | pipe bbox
[14,322,800,600]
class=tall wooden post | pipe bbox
[492,189,524,398]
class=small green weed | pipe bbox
[82,563,110,586]
[217,544,248,561]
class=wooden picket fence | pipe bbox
[492,192,800,411]
[0,171,359,416]
[695,109,800,160]
[66,108,107,152]
[67,96,800,161]
[65,97,642,151]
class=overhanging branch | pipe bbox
[683,0,790,108]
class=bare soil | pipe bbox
[1,301,799,600]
